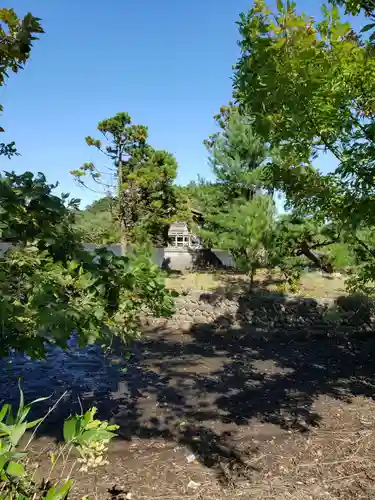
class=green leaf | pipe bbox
[83,408,95,426]
[44,480,72,500]
[0,405,9,423]
[18,405,31,424]
[277,0,283,11]
[0,455,8,470]
[29,395,50,405]
[94,308,104,320]
[361,23,375,33]
[0,422,10,437]
[63,417,78,443]
[9,422,27,446]
[68,260,80,273]
[6,461,24,477]
[16,379,24,423]
[25,417,44,429]
[76,428,116,444]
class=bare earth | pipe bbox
[2,272,375,500]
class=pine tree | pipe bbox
[201,109,275,287]
[71,113,179,249]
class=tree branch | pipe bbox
[309,235,340,250]
[354,235,375,258]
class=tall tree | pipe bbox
[200,109,275,286]
[233,0,375,291]
[71,112,179,248]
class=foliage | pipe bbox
[233,0,375,291]
[329,0,375,41]
[175,181,221,230]
[200,109,275,284]
[0,8,43,157]
[0,382,118,498]
[63,406,118,472]
[330,0,374,15]
[71,112,179,247]
[326,241,356,270]
[128,149,179,246]
[0,171,176,358]
[202,196,274,274]
[0,171,80,262]
[74,197,121,245]
[269,215,342,289]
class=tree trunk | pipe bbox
[298,241,334,273]
[249,265,255,292]
[120,230,127,256]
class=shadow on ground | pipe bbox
[1,287,375,484]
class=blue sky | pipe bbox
[1,0,367,207]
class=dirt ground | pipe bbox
[2,274,375,500]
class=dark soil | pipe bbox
[2,292,375,499]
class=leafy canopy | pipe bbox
[71,112,179,247]
[74,196,121,245]
[0,8,43,157]
[233,0,375,290]
[199,109,275,279]
[0,171,176,358]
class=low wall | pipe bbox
[162,248,234,271]
[143,290,373,334]
[0,242,233,271]
[83,245,234,271]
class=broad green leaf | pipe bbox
[9,422,27,446]
[44,480,72,500]
[361,23,375,33]
[6,461,24,477]
[68,260,81,273]
[107,424,119,431]
[63,417,78,443]
[76,429,116,444]
[0,455,7,470]
[94,308,104,320]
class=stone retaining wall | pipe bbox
[143,290,357,333]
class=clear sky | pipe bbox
[1,0,367,207]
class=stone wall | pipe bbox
[143,290,373,334]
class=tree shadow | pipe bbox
[1,288,375,484]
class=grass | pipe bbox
[165,269,347,299]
